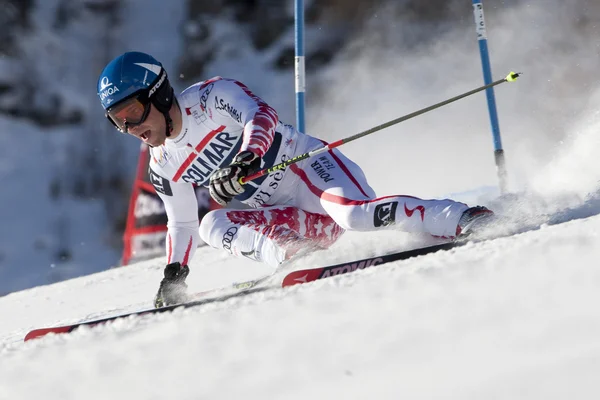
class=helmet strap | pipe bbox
[149,79,175,138]
[163,97,179,137]
[164,112,173,137]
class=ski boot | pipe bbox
[154,262,190,308]
[457,206,495,237]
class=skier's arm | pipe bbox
[149,167,200,265]
[206,78,279,158]
[204,78,279,205]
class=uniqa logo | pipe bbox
[99,76,112,91]
[100,85,119,101]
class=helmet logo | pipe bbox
[99,76,120,102]
[134,62,162,75]
[100,76,113,91]
[148,70,166,97]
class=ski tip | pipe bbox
[24,326,72,341]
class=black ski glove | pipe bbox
[209,150,261,206]
[154,262,190,308]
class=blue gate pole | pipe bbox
[295,0,306,133]
[472,0,508,194]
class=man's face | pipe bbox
[126,103,167,147]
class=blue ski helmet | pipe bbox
[97,52,175,134]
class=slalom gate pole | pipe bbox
[295,0,306,133]
[240,72,521,185]
[472,0,508,194]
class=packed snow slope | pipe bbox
[2,195,600,399]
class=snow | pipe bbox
[2,210,600,399]
[3,0,599,295]
[0,118,117,294]
[0,0,189,295]
[2,0,600,398]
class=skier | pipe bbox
[97,52,493,307]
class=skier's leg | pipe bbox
[288,149,473,238]
[199,205,345,268]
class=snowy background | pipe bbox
[2,0,600,398]
[2,0,600,294]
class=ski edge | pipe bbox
[282,241,463,287]
[24,277,272,342]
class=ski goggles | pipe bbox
[106,95,151,133]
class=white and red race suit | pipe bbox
[148,77,469,268]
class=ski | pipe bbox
[185,274,272,301]
[24,276,272,342]
[282,240,464,287]
[22,232,508,341]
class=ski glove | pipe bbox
[209,150,261,206]
[154,262,190,308]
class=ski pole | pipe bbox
[240,71,521,185]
